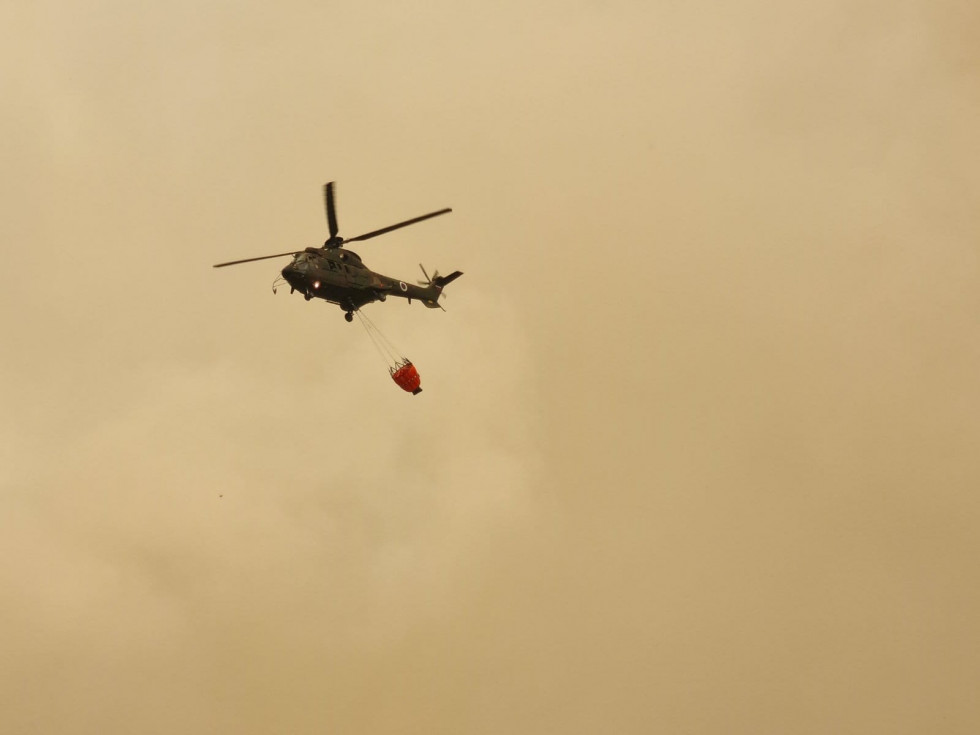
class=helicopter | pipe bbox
[213,181,462,322]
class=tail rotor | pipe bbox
[418,263,445,310]
[417,263,463,310]
[417,263,440,287]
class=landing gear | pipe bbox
[304,292,313,301]
[345,311,354,322]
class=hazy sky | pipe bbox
[2,1,979,732]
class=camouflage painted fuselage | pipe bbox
[281,247,447,312]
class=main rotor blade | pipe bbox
[213,250,302,268]
[324,182,339,239]
[346,208,452,243]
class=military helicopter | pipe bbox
[213,181,462,322]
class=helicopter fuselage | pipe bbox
[281,246,441,313]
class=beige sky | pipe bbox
[2,1,979,732]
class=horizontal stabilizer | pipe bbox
[434,271,463,288]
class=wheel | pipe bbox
[345,311,353,322]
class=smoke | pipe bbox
[2,0,979,732]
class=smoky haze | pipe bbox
[2,1,979,732]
